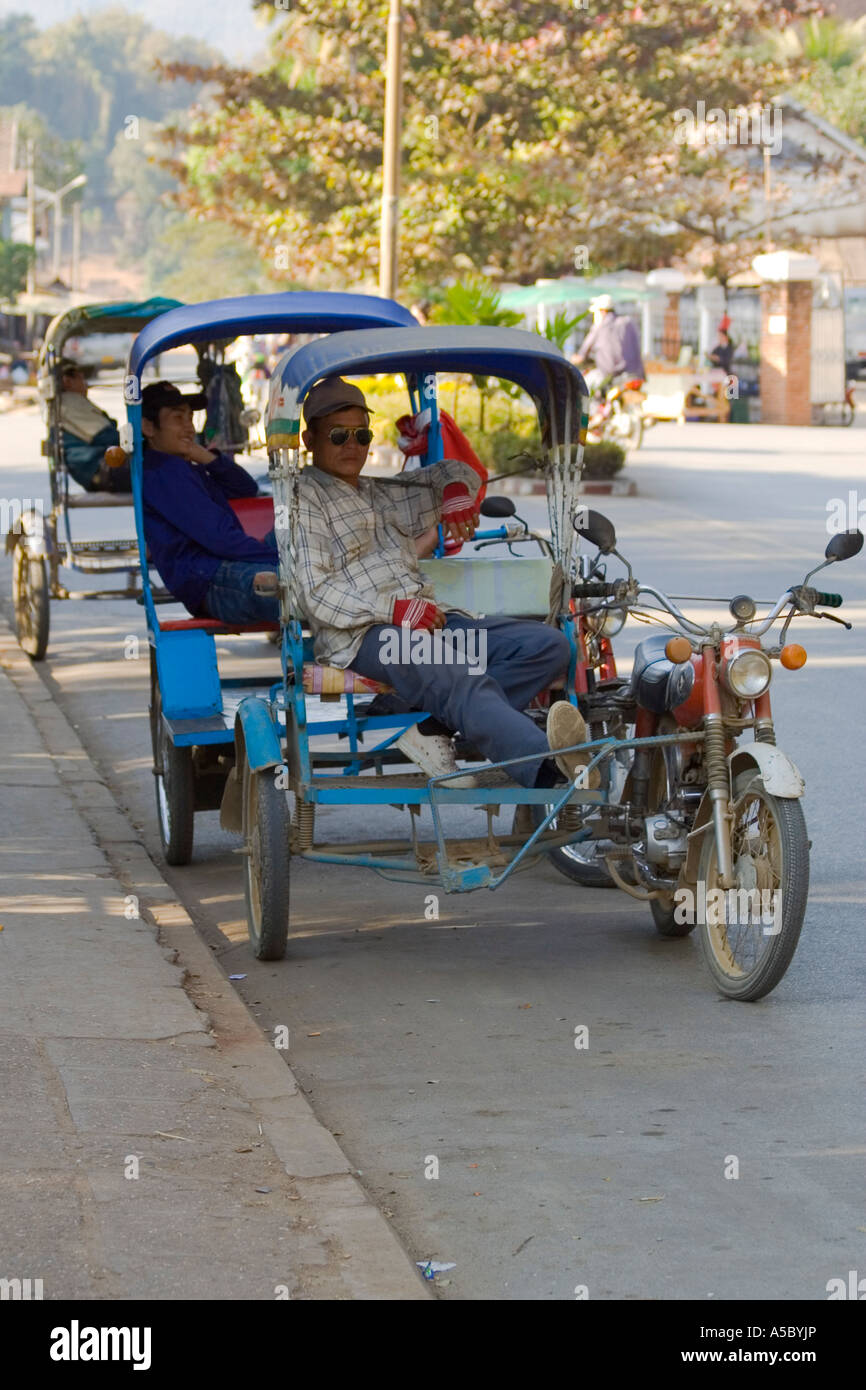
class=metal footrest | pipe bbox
[65,492,134,508]
[66,538,139,555]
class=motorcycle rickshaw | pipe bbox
[120,291,420,866]
[214,322,859,1003]
[7,298,183,660]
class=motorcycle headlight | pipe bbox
[585,606,626,638]
[725,648,772,698]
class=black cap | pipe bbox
[141,380,208,422]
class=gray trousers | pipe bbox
[351,613,570,787]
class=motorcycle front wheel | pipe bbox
[696,770,809,1001]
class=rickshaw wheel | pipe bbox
[242,760,289,961]
[150,684,195,866]
[12,548,49,661]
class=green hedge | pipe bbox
[582,440,626,478]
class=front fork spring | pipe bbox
[755,721,776,745]
[705,714,736,888]
[704,715,728,789]
[293,801,315,851]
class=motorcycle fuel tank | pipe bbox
[631,633,696,714]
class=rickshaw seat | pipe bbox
[418,554,553,618]
[156,498,277,632]
[229,495,275,539]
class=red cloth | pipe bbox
[396,408,487,554]
[392,596,439,630]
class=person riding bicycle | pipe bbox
[573,294,645,396]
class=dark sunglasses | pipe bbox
[327,426,373,447]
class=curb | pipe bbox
[0,617,429,1301]
[499,474,637,497]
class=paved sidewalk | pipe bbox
[0,621,427,1301]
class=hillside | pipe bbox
[0,0,273,62]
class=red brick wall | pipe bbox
[759,281,812,427]
[661,293,681,361]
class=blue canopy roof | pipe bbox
[266,326,588,448]
[127,292,418,378]
[43,297,184,358]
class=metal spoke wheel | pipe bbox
[242,756,290,961]
[528,803,617,888]
[697,770,809,1001]
[12,547,49,660]
[149,680,195,866]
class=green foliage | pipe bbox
[764,14,866,145]
[432,278,523,330]
[582,440,626,479]
[144,217,274,300]
[0,240,35,303]
[159,0,815,289]
[430,276,524,430]
[799,16,866,69]
[536,309,588,353]
[0,11,216,209]
[0,104,85,194]
[486,425,543,473]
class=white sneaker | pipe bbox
[395,724,477,787]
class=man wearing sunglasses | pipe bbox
[297,377,588,790]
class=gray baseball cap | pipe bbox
[303,376,369,424]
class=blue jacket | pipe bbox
[142,448,276,614]
[62,424,120,489]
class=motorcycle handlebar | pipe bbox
[809,590,844,609]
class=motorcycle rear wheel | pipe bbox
[528,804,616,887]
[697,770,809,1001]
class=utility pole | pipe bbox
[379,0,403,299]
[763,145,773,251]
[25,138,36,297]
[71,201,81,292]
[25,138,36,339]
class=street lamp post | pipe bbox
[379,0,403,300]
[25,140,36,299]
[48,174,88,282]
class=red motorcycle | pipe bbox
[546,510,862,1000]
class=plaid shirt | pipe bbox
[295,458,481,668]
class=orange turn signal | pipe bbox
[665,636,692,663]
[780,644,807,670]
[103,446,128,470]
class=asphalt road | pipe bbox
[2,400,864,1301]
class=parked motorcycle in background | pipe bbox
[586,374,647,451]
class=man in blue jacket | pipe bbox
[141,381,279,622]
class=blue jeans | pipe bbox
[351,613,570,787]
[201,558,279,624]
